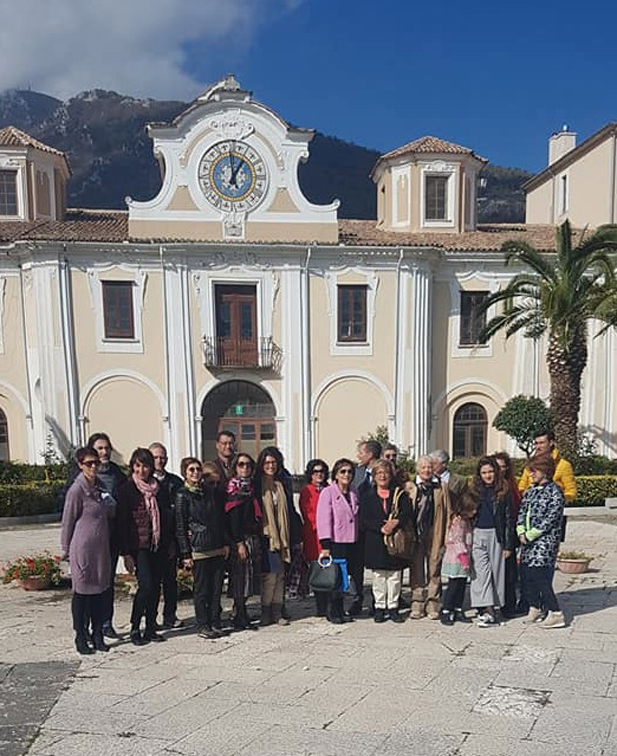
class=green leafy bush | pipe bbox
[0,484,64,517]
[0,461,68,484]
[572,456,617,476]
[570,476,617,507]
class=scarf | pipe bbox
[415,481,435,538]
[260,479,291,563]
[132,473,161,550]
[225,476,262,520]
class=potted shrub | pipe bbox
[2,551,62,590]
[556,550,593,574]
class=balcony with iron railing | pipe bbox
[202,336,283,372]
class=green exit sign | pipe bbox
[234,404,244,416]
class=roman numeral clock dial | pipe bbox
[198,140,268,212]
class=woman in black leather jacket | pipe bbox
[175,457,229,639]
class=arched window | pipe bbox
[0,408,9,461]
[201,380,276,461]
[453,402,487,459]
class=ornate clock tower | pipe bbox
[128,75,339,243]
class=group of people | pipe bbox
[60,428,574,655]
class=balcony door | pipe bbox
[215,285,257,367]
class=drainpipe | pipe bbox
[58,245,80,445]
[301,247,312,463]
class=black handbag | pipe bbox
[308,557,341,593]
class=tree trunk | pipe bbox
[547,325,587,460]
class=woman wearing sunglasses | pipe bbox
[61,446,116,655]
[316,458,359,624]
[176,457,229,639]
[300,459,330,616]
[117,448,172,646]
[225,453,262,630]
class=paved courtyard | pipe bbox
[1,518,617,756]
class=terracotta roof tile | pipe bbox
[0,126,66,157]
[338,220,558,252]
[379,135,488,163]
[0,209,560,252]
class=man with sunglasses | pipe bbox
[150,443,184,629]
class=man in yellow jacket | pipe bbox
[518,430,577,502]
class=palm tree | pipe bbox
[481,220,617,459]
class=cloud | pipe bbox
[0,0,300,100]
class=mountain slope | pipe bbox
[0,88,530,221]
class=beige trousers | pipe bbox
[372,569,402,610]
[410,531,443,611]
[261,568,285,609]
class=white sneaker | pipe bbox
[539,611,566,629]
[477,612,498,627]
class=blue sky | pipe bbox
[1,0,616,172]
[187,0,617,172]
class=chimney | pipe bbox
[548,125,576,166]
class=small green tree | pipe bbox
[493,395,554,455]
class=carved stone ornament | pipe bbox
[0,157,20,168]
[222,209,246,239]
[427,160,456,172]
[208,115,255,142]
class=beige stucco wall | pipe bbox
[315,376,387,462]
[0,276,30,460]
[84,376,163,466]
[527,136,617,227]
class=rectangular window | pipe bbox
[425,175,449,221]
[338,285,367,342]
[0,171,18,216]
[459,291,488,346]
[560,174,568,215]
[102,281,134,339]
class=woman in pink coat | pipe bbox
[316,458,359,624]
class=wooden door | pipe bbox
[215,285,258,366]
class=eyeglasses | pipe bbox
[312,468,325,474]
[237,461,252,468]
[338,468,353,475]
[186,466,202,473]
[82,460,99,468]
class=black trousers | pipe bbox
[442,577,467,612]
[349,533,365,606]
[157,553,178,623]
[101,545,120,628]
[130,549,165,632]
[72,592,105,636]
[193,556,225,629]
[520,564,560,612]
[503,552,518,614]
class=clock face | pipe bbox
[198,140,268,211]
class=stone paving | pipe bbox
[1,519,617,756]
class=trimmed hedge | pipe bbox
[0,483,65,517]
[0,461,68,484]
[570,476,617,507]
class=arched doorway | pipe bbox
[201,381,276,461]
[0,408,8,460]
[453,402,487,458]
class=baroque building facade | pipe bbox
[0,78,615,470]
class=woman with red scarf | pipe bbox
[299,459,329,615]
[117,447,171,646]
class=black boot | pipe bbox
[92,628,109,652]
[75,633,94,655]
[328,596,346,625]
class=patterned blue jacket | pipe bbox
[516,481,565,567]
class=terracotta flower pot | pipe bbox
[556,558,590,575]
[17,575,52,591]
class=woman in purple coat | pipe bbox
[316,458,359,624]
[61,446,115,655]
